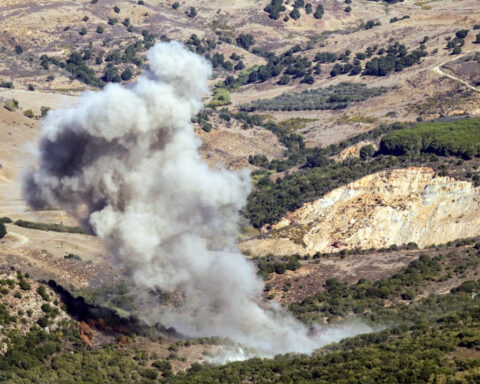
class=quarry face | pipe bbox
[241,167,480,256]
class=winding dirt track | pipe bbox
[6,230,29,249]
[433,52,480,93]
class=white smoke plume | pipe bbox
[23,42,370,356]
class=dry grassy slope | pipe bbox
[0,0,478,292]
[1,0,479,149]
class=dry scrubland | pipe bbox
[0,0,479,380]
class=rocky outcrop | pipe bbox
[241,167,480,256]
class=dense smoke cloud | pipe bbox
[24,42,370,356]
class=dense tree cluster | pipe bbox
[363,42,428,76]
[235,34,255,50]
[379,118,480,159]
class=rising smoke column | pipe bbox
[24,42,370,356]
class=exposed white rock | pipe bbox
[242,167,480,256]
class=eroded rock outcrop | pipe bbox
[241,167,480,256]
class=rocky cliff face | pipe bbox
[241,167,480,256]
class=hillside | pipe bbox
[0,0,480,382]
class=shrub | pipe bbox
[19,279,31,291]
[0,80,13,88]
[202,123,212,133]
[4,99,19,111]
[41,304,52,313]
[121,68,132,81]
[79,27,87,36]
[64,253,81,261]
[359,144,375,159]
[0,223,6,239]
[37,317,49,328]
[140,368,157,380]
[236,34,255,50]
[37,285,50,301]
[455,30,469,39]
[24,109,35,119]
[27,84,35,91]
[278,75,291,85]
[96,25,104,34]
[15,45,23,54]
[113,6,120,13]
[41,106,50,117]
[314,4,324,19]
[187,7,197,18]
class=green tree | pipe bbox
[187,7,197,18]
[314,4,324,19]
[172,2,179,10]
[113,6,120,13]
[236,34,255,50]
[79,27,87,36]
[452,45,462,55]
[290,7,300,20]
[121,68,132,81]
[278,75,291,85]
[96,25,104,33]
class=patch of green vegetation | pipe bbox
[255,254,302,280]
[250,170,272,186]
[278,118,316,132]
[4,99,19,112]
[64,253,81,261]
[336,115,378,125]
[241,83,390,112]
[14,220,84,234]
[23,109,35,119]
[207,87,231,107]
[380,118,480,159]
